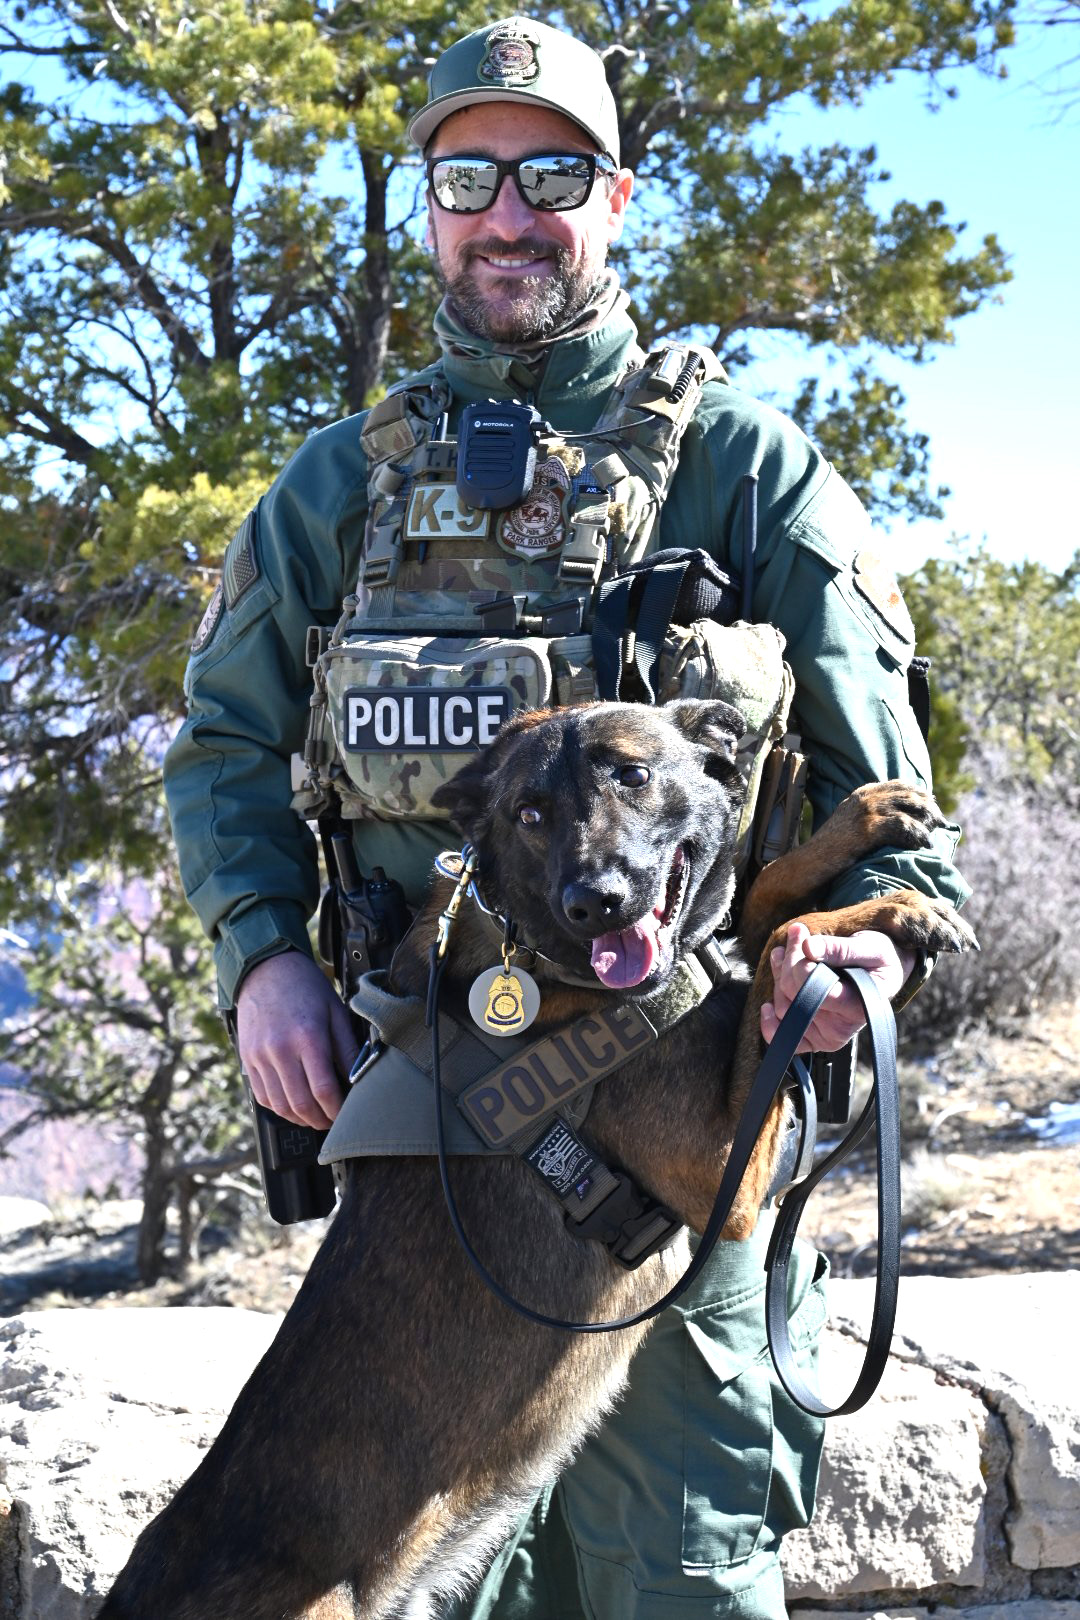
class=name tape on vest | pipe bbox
[458,1003,658,1148]
[405,484,492,541]
[343,687,513,752]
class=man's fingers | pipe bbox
[247,1060,291,1120]
[245,1030,339,1129]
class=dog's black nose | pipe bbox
[561,879,628,932]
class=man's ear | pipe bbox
[660,699,746,763]
[606,167,634,245]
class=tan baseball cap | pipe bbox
[408,15,621,165]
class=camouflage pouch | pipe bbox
[657,620,796,871]
[320,635,554,819]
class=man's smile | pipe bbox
[484,254,549,272]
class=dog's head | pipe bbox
[430,700,747,996]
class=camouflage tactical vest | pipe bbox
[294,343,797,874]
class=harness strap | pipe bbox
[429,959,903,1417]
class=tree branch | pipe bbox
[3,383,104,466]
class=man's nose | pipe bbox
[484,171,540,235]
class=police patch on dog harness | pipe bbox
[458,1003,657,1148]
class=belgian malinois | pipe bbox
[99,699,975,1620]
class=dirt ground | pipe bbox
[2,1003,1078,1317]
[801,1000,1080,1278]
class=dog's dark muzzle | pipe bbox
[560,873,638,935]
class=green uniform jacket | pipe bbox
[163,299,968,1006]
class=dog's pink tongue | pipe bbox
[590,916,661,988]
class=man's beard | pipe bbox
[438,235,606,344]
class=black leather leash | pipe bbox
[427,953,901,1415]
[765,963,900,1416]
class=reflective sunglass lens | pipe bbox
[518,155,592,210]
[431,160,499,212]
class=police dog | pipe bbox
[99,700,974,1620]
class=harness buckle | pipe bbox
[568,1173,683,1270]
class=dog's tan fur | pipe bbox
[98,705,974,1620]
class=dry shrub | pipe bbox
[901,769,1080,1048]
[900,1147,978,1229]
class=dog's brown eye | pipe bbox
[518,805,543,827]
[618,765,650,788]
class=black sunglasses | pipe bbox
[427,151,618,215]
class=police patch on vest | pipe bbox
[459,1003,657,1148]
[342,687,512,751]
[478,19,540,84]
[191,583,223,653]
[496,457,571,557]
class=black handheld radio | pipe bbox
[456,400,545,509]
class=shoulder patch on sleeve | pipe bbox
[223,511,259,608]
[852,547,915,644]
[191,582,224,653]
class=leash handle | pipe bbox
[431,960,888,1348]
[764,964,900,1416]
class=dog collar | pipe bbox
[434,845,737,995]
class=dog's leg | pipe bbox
[730,888,978,1141]
[97,1158,668,1620]
[739,782,953,963]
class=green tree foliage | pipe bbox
[899,546,1080,1038]
[0,0,1014,909]
[903,543,1080,799]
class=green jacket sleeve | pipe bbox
[162,418,369,1006]
[666,389,970,915]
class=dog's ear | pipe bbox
[660,699,747,763]
[429,708,552,831]
[429,752,494,832]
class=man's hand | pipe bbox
[760,922,915,1054]
[236,951,360,1129]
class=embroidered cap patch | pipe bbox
[479,19,540,85]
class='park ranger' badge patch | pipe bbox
[497,457,571,557]
[191,583,223,653]
[478,19,540,85]
[852,548,915,645]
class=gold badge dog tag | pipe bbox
[469,964,541,1037]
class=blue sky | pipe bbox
[736,15,1080,577]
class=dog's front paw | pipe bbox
[836,781,949,860]
[859,890,978,957]
[913,894,980,956]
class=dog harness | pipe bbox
[320,882,736,1269]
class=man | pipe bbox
[164,17,967,1618]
